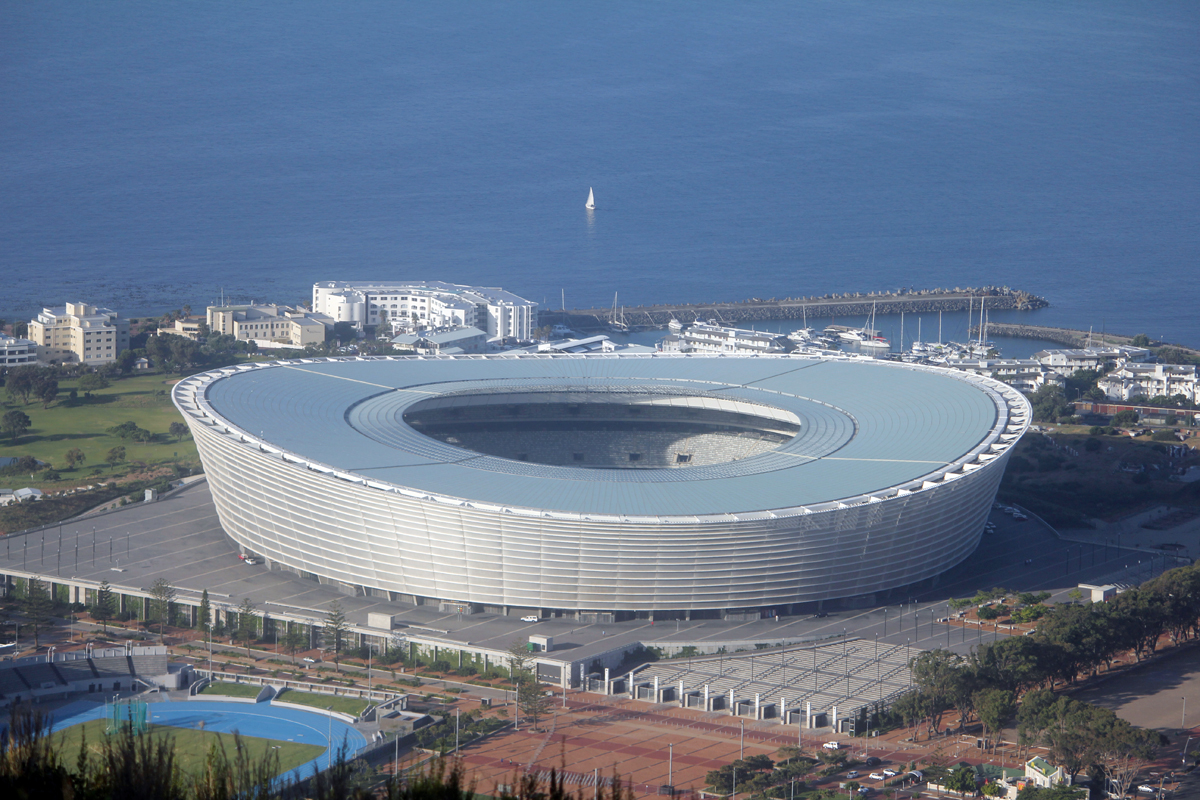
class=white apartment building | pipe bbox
[943,358,1065,393]
[660,321,790,355]
[1098,363,1198,404]
[311,281,538,340]
[1033,346,1152,376]
[28,303,129,365]
[0,334,38,366]
[206,304,332,348]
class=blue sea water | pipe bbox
[2,2,1198,345]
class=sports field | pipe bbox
[53,719,325,777]
[275,689,369,717]
[49,699,367,783]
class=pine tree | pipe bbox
[323,600,349,672]
[22,577,55,648]
[148,577,176,641]
[196,588,211,631]
[93,580,117,633]
[236,598,259,658]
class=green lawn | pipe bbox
[53,719,325,778]
[200,681,263,698]
[0,372,199,491]
[274,689,369,717]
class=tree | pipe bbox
[1130,334,1151,348]
[2,409,32,442]
[975,688,1016,753]
[1030,385,1071,423]
[196,588,211,631]
[236,598,259,657]
[945,766,977,793]
[1111,410,1139,426]
[34,375,58,409]
[1102,720,1158,800]
[78,372,110,391]
[909,649,963,733]
[169,421,189,442]
[148,577,176,641]
[283,627,307,664]
[64,448,86,470]
[517,675,553,731]
[22,577,55,648]
[105,446,126,469]
[5,366,37,404]
[93,580,117,633]
[323,599,349,671]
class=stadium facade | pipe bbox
[173,354,1029,620]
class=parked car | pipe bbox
[846,771,860,779]
[520,615,539,622]
[243,557,258,565]
[882,769,898,778]
[1138,786,1160,795]
[869,773,886,781]
[302,657,316,663]
[864,757,882,767]
[822,741,843,751]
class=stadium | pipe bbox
[172,354,1030,619]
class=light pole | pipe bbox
[1184,696,1188,731]
[206,622,213,675]
[668,742,673,789]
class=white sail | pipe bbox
[586,187,595,209]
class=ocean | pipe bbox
[3,1,1198,346]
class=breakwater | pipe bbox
[543,287,1047,330]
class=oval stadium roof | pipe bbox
[187,354,1020,518]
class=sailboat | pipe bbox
[585,188,595,210]
[609,292,628,332]
[859,301,891,350]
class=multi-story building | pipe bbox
[311,281,538,340]
[169,316,207,340]
[206,304,331,348]
[659,321,790,355]
[1097,363,1198,404]
[28,303,129,365]
[942,358,1065,394]
[0,334,38,366]
[1033,346,1152,376]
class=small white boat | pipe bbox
[860,337,890,349]
[586,187,595,210]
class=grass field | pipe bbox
[200,682,262,698]
[53,719,326,778]
[0,372,199,491]
[275,689,369,717]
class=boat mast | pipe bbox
[900,312,904,351]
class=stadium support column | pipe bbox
[780,696,787,726]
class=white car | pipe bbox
[869,774,886,781]
[302,657,316,663]
[846,771,860,779]
[243,557,258,565]
[1138,786,1159,795]
[520,615,539,622]
[822,741,843,751]
[882,770,898,778]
